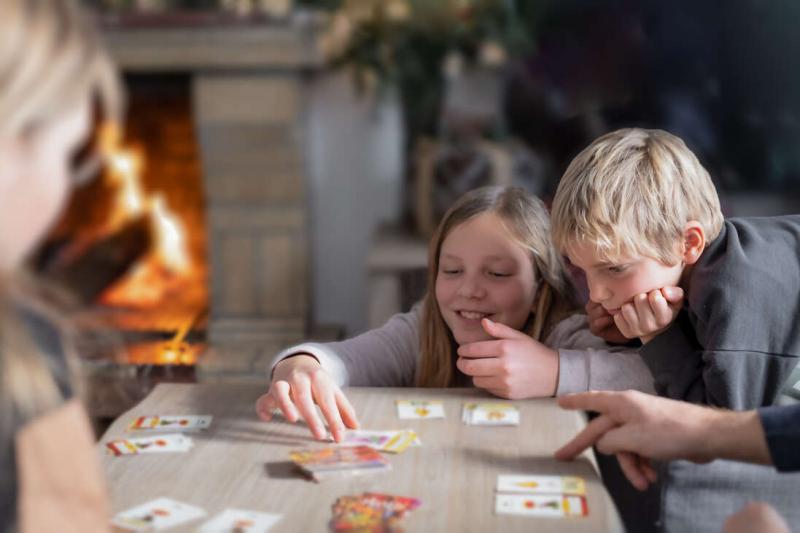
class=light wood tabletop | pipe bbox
[99,383,623,532]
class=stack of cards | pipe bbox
[106,433,194,456]
[330,493,421,532]
[198,509,282,533]
[494,475,588,519]
[128,415,212,433]
[396,399,445,419]
[340,429,421,454]
[289,445,391,482]
[462,402,520,426]
[111,497,206,531]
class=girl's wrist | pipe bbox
[274,353,320,380]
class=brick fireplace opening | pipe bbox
[36,73,209,422]
[52,73,208,353]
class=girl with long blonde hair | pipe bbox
[257,186,655,442]
[0,1,122,531]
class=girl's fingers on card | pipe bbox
[290,377,327,440]
[334,389,359,430]
[311,377,344,442]
[273,380,299,422]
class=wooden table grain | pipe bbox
[99,383,623,532]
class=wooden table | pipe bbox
[99,384,623,532]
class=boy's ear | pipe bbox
[681,221,705,265]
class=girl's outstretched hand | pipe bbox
[255,355,359,442]
[456,318,559,399]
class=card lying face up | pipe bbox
[496,475,586,496]
[111,497,206,531]
[197,508,282,533]
[340,429,421,454]
[106,433,193,456]
[396,399,445,419]
[128,415,212,432]
[462,402,520,426]
[495,494,588,518]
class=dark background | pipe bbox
[505,0,800,199]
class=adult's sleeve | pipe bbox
[758,403,800,472]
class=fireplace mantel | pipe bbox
[104,23,320,71]
[104,23,320,379]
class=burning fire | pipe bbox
[99,143,193,308]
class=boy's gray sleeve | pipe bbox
[269,305,421,387]
[548,315,656,395]
[640,313,798,409]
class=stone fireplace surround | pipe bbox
[103,22,319,383]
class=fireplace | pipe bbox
[48,19,320,419]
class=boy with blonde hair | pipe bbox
[551,127,798,409]
[550,128,800,532]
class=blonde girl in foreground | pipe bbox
[0,0,122,531]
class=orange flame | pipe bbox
[99,141,194,308]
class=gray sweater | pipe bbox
[270,306,655,395]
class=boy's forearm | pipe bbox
[706,410,772,466]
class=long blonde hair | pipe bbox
[417,186,579,387]
[0,0,122,435]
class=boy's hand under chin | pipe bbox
[586,300,630,344]
[455,318,559,399]
[613,286,684,343]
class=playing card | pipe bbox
[496,475,586,496]
[330,493,422,532]
[495,494,588,518]
[462,403,520,426]
[111,497,206,531]
[106,433,193,456]
[396,400,445,419]
[341,429,421,454]
[198,509,281,533]
[128,415,212,432]
[361,493,422,513]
